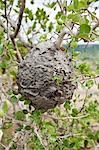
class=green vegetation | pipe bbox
[0,0,99,149]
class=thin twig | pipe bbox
[8,0,15,16]
[87,9,99,22]
[43,113,89,120]
[79,89,88,113]
[0,143,7,149]
[5,132,20,150]
[10,0,26,62]
[92,31,99,37]
[32,122,48,150]
[58,133,82,139]
[4,0,9,39]
[92,21,99,30]
[55,23,73,49]
[10,0,26,39]
[57,0,64,13]
[80,75,99,82]
[11,38,23,62]
[7,119,48,150]
[0,17,32,48]
[64,23,74,35]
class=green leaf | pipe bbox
[0,109,5,118]
[55,12,63,19]
[3,122,12,129]
[0,44,3,55]
[48,22,53,32]
[0,60,9,69]
[31,110,42,123]
[15,111,25,120]
[72,51,80,58]
[25,125,31,130]
[63,139,69,147]
[78,63,92,76]
[68,13,80,23]
[49,135,56,143]
[79,24,91,34]
[79,0,87,9]
[85,80,94,89]
[96,66,99,73]
[27,27,32,35]
[24,99,31,105]
[32,21,36,30]
[64,101,71,110]
[40,34,47,41]
[52,75,63,85]
[71,108,79,117]
[57,20,63,25]
[48,2,56,8]
[73,0,78,9]
[43,122,56,135]
[24,8,33,20]
[19,96,26,101]
[95,131,99,141]
[70,41,78,49]
[10,95,18,103]
[56,25,63,33]
[8,48,15,58]
[2,100,11,113]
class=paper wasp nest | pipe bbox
[17,41,76,110]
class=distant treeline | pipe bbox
[74,44,99,52]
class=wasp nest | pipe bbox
[17,41,76,110]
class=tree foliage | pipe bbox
[0,0,99,149]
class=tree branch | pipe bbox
[10,0,26,39]
[5,132,20,150]
[10,0,26,62]
[87,9,99,22]
[0,17,32,48]
[43,113,89,120]
[57,0,64,13]
[55,23,74,49]
[32,122,48,149]
[92,21,99,30]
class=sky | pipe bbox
[12,0,99,44]
[27,0,99,44]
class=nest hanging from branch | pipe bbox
[17,25,77,110]
[17,40,76,110]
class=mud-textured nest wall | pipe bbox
[17,41,76,110]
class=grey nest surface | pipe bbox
[17,41,76,110]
